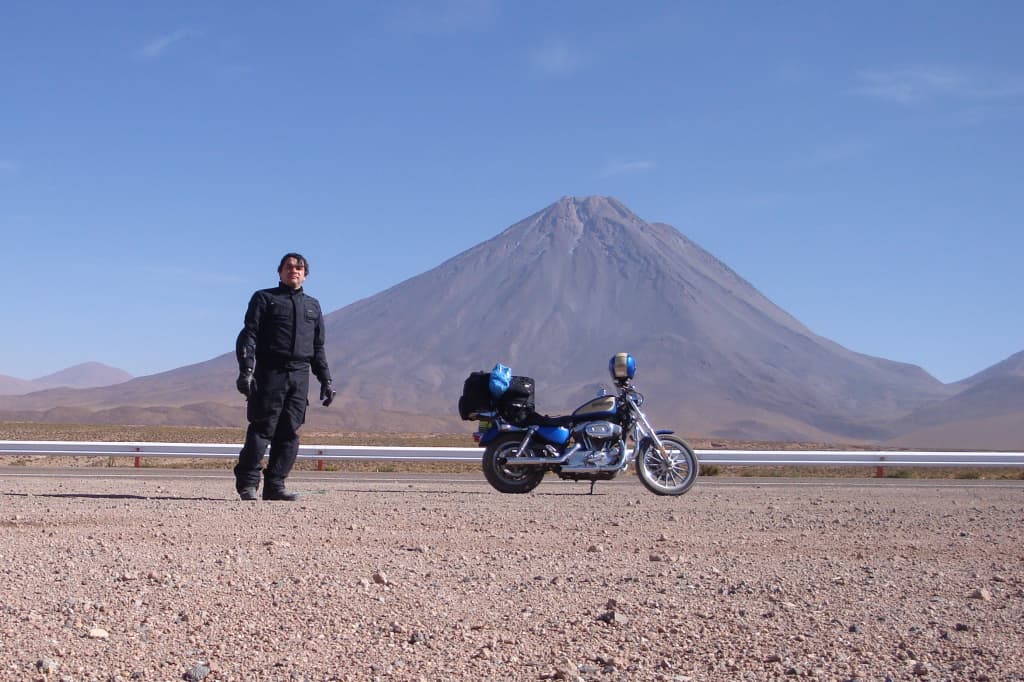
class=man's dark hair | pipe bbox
[278,252,309,275]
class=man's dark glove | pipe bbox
[236,371,256,398]
[319,381,336,407]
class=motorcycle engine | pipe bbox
[571,421,624,466]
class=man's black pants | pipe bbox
[234,365,309,493]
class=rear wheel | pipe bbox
[636,435,698,496]
[482,434,545,494]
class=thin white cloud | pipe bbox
[138,29,201,59]
[600,160,656,178]
[852,67,1024,104]
[393,0,499,34]
[530,38,584,77]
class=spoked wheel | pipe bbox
[636,435,698,496]
[482,434,545,494]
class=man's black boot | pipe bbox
[238,487,258,501]
[262,488,298,501]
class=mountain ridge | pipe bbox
[0,362,132,396]
[0,196,1019,449]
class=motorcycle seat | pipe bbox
[524,412,575,428]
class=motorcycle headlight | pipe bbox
[629,390,644,408]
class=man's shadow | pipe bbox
[2,492,223,501]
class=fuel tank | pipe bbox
[572,395,617,419]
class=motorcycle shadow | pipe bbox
[334,487,609,496]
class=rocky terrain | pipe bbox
[1,469,1021,681]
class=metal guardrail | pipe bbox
[0,441,1022,468]
[694,449,1024,467]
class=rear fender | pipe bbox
[478,424,528,446]
[478,426,500,446]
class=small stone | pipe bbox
[373,571,390,586]
[597,610,628,626]
[587,544,604,553]
[968,588,992,601]
[88,627,109,639]
[36,659,60,674]
[183,663,211,681]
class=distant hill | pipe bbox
[952,350,1024,388]
[0,375,33,395]
[0,196,1019,449]
[0,362,132,395]
[885,355,1024,450]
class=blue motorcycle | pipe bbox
[460,354,699,496]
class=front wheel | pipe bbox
[482,434,545,494]
[636,435,698,496]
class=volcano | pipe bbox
[6,195,1005,446]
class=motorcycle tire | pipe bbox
[482,434,545,494]
[636,434,698,496]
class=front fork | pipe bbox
[624,396,671,459]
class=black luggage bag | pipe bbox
[497,375,535,425]
[458,371,493,420]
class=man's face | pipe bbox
[279,257,307,290]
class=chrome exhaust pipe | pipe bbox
[503,445,579,467]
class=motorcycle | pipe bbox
[460,353,699,496]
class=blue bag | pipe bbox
[489,363,512,398]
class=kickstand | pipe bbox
[589,480,596,495]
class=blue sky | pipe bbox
[2,1,1021,384]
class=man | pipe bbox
[234,252,336,501]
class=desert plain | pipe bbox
[1,453,1022,682]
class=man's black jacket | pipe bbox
[235,284,332,384]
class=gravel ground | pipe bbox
[1,470,1022,682]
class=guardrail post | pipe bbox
[317,450,324,471]
[875,455,885,478]
[134,447,142,468]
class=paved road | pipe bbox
[3,466,1021,492]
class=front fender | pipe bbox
[637,430,675,452]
